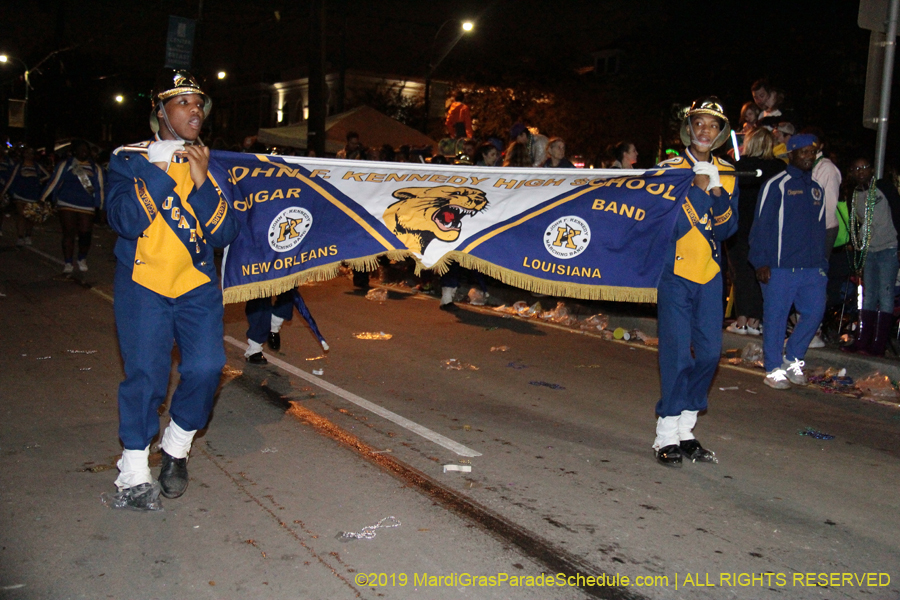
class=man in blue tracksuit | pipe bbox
[654,97,738,467]
[104,70,239,510]
[749,134,826,390]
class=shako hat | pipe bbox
[149,69,212,133]
[680,96,731,151]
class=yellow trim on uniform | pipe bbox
[666,155,736,285]
[132,162,211,298]
[134,179,157,222]
[713,206,732,226]
[203,171,229,235]
[682,199,700,226]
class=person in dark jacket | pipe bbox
[541,137,575,168]
[749,134,826,389]
[842,157,900,356]
[726,127,785,335]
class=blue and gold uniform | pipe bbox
[41,156,105,213]
[106,137,239,453]
[2,160,50,203]
[650,97,739,467]
[655,149,737,419]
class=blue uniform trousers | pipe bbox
[114,263,225,450]
[656,268,723,418]
[761,268,827,372]
[440,262,487,292]
[245,292,294,343]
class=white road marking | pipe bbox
[24,246,114,302]
[223,336,482,457]
[25,245,62,264]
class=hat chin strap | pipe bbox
[158,102,203,146]
[689,123,713,152]
[688,121,727,152]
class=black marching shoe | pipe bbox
[267,331,281,351]
[655,444,682,468]
[679,439,718,463]
[246,352,267,364]
[159,450,189,499]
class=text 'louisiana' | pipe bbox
[523,257,601,279]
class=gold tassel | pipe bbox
[222,251,658,304]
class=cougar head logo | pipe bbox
[383,186,488,253]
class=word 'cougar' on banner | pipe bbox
[216,151,695,304]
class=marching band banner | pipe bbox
[215,151,695,305]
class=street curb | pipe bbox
[373,280,900,383]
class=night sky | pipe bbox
[0,1,887,166]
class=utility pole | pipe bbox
[860,0,900,177]
[308,0,327,157]
[875,0,899,178]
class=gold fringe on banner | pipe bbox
[221,252,410,304]
[222,250,658,305]
[450,252,658,304]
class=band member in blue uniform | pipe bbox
[653,98,738,467]
[103,70,239,510]
[1,146,50,246]
[244,291,295,363]
[41,140,105,273]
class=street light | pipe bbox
[217,71,227,80]
[422,20,474,134]
[0,53,30,138]
[114,94,124,103]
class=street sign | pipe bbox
[8,99,25,128]
[860,0,900,176]
[164,16,196,70]
[860,0,891,31]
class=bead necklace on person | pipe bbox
[849,176,877,274]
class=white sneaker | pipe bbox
[726,322,748,335]
[764,368,791,390]
[745,323,762,336]
[23,236,32,246]
[782,358,807,385]
[63,263,74,274]
[77,259,88,272]
[807,333,825,349]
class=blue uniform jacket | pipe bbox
[1,162,50,202]
[106,139,240,298]
[0,157,13,188]
[658,150,738,284]
[749,165,827,271]
[41,157,105,211]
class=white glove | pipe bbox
[148,140,185,168]
[692,161,721,191]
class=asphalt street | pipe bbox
[1,220,899,600]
